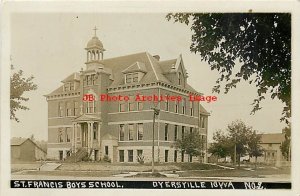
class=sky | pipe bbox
[10,13,287,142]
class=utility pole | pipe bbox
[151,107,160,174]
[234,135,237,167]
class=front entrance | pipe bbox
[59,150,63,161]
[94,150,99,161]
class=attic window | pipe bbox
[64,82,74,91]
[178,72,182,85]
[126,72,139,83]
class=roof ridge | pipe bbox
[99,51,149,62]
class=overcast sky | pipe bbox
[10,13,287,141]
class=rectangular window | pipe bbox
[190,127,193,134]
[182,99,186,114]
[66,102,72,116]
[119,124,125,141]
[58,102,63,117]
[137,102,143,110]
[189,101,194,116]
[65,128,71,142]
[137,123,143,140]
[128,95,135,111]
[74,101,79,116]
[165,150,169,162]
[64,83,70,91]
[70,82,74,90]
[165,95,169,111]
[175,100,178,113]
[174,150,177,162]
[137,150,143,156]
[165,123,169,141]
[174,125,178,141]
[201,116,205,128]
[58,128,64,143]
[129,124,134,140]
[182,126,185,139]
[105,146,109,156]
[133,73,138,82]
[181,151,184,162]
[119,150,124,162]
[126,74,132,83]
[128,150,133,162]
[189,155,193,162]
[119,102,125,112]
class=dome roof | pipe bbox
[86,36,104,49]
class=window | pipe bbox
[189,101,194,116]
[137,150,143,156]
[175,100,179,113]
[86,100,95,113]
[126,74,132,83]
[119,124,125,141]
[129,124,134,140]
[201,117,206,128]
[165,150,169,162]
[190,127,193,134]
[65,128,71,142]
[128,95,135,111]
[137,123,143,140]
[189,155,193,162]
[128,150,133,162]
[119,102,125,112]
[164,124,169,141]
[70,82,74,90]
[105,146,109,156]
[58,128,64,143]
[119,150,124,162]
[64,83,70,91]
[126,73,139,83]
[133,73,138,82]
[181,151,184,162]
[182,126,185,139]
[74,101,79,116]
[165,98,169,111]
[58,102,63,117]
[182,99,186,114]
[174,150,177,162]
[137,101,143,110]
[174,125,178,140]
[178,72,182,85]
[66,102,72,116]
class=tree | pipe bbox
[166,13,291,123]
[208,130,233,161]
[10,65,37,122]
[280,125,291,161]
[227,120,253,167]
[176,131,205,161]
[248,131,264,169]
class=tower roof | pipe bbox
[86,36,104,49]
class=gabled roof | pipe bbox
[99,52,170,87]
[259,133,285,144]
[121,61,147,74]
[11,137,47,153]
[73,114,101,122]
[200,104,210,115]
[159,59,177,73]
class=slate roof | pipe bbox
[46,51,202,96]
[259,133,285,144]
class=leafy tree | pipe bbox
[10,65,37,122]
[166,13,291,123]
[227,120,253,167]
[208,130,233,161]
[176,131,205,161]
[280,125,291,161]
[248,131,264,169]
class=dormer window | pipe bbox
[64,82,74,91]
[126,72,139,84]
[178,72,182,85]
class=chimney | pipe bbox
[153,55,160,61]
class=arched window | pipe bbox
[178,72,182,85]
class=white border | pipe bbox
[1,1,300,196]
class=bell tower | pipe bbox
[85,27,105,66]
